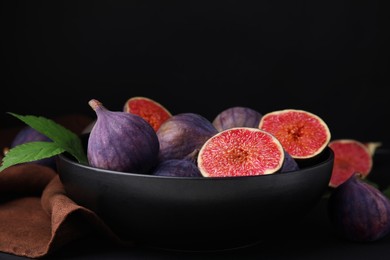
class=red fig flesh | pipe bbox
[88,99,159,174]
[197,127,285,177]
[328,139,373,188]
[123,96,172,131]
[259,109,331,160]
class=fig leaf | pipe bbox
[0,142,65,171]
[0,113,88,172]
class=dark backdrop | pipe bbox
[1,1,389,147]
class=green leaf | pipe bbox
[0,142,65,172]
[0,113,88,172]
[9,112,87,163]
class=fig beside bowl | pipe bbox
[56,136,334,251]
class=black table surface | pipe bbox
[1,149,390,260]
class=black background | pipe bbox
[1,0,389,147]
[1,2,390,259]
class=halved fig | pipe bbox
[258,109,331,160]
[123,96,172,131]
[328,139,373,188]
[197,127,285,177]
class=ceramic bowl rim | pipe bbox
[57,146,334,181]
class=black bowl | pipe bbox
[56,146,334,251]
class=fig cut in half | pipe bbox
[197,127,285,177]
[328,139,373,188]
[123,96,172,131]
[258,109,331,160]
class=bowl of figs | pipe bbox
[56,99,334,251]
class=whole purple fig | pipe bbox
[152,159,202,177]
[87,99,159,174]
[212,106,263,132]
[281,151,299,173]
[156,113,218,162]
[328,173,390,242]
[9,126,56,169]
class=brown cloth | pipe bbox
[0,114,129,258]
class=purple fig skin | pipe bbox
[11,126,52,147]
[281,151,300,173]
[87,99,159,174]
[212,106,263,132]
[328,173,390,242]
[152,159,202,177]
[156,113,218,162]
[9,126,56,169]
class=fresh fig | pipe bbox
[258,109,331,160]
[281,150,300,173]
[212,106,263,132]
[197,127,285,177]
[152,159,202,177]
[156,113,218,162]
[10,126,52,147]
[328,173,390,242]
[87,99,159,174]
[328,139,373,188]
[123,96,172,131]
[7,126,56,169]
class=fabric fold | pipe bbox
[0,164,127,258]
[0,114,130,258]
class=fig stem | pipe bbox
[88,99,103,111]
